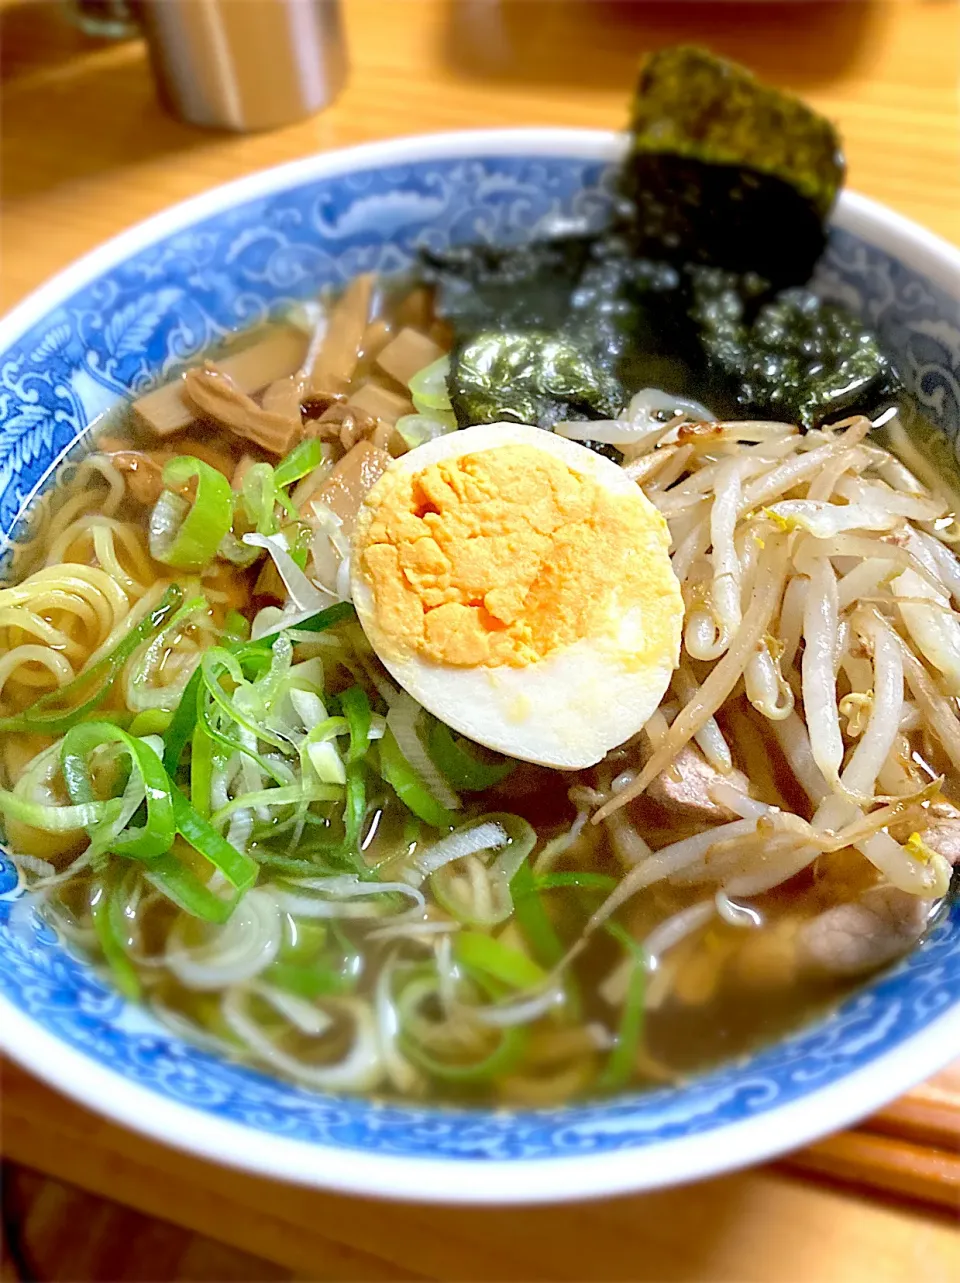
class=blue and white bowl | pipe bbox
[1,132,959,1204]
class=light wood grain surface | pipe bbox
[2,1,960,1278]
[2,1163,291,1282]
[3,1061,959,1283]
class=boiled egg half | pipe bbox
[350,422,683,768]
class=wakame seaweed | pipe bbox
[621,46,844,286]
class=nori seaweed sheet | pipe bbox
[428,239,899,432]
[450,331,622,432]
[696,283,901,428]
[418,238,594,337]
[419,47,895,436]
[622,46,845,286]
[425,235,691,434]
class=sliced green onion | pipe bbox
[288,601,357,633]
[150,457,233,571]
[198,648,290,778]
[90,875,141,1001]
[279,918,327,961]
[199,647,251,723]
[428,721,515,791]
[143,850,238,923]
[211,782,342,825]
[417,405,456,429]
[241,462,277,534]
[277,492,298,522]
[533,871,619,894]
[328,918,362,979]
[235,640,273,681]
[604,921,645,955]
[242,461,298,530]
[61,722,175,860]
[163,600,354,783]
[454,930,547,991]
[300,715,348,786]
[408,355,452,412]
[254,851,338,876]
[398,970,525,1083]
[274,438,324,489]
[190,723,215,818]
[429,867,511,929]
[252,631,294,709]
[340,685,372,764]
[221,610,251,646]
[510,859,564,967]
[171,785,258,893]
[0,790,122,834]
[379,728,456,830]
[341,763,367,867]
[128,709,172,738]
[127,593,208,711]
[161,663,203,775]
[488,813,535,880]
[402,810,421,851]
[0,587,182,737]
[218,526,263,568]
[285,522,312,570]
[264,959,355,998]
[428,813,533,928]
[599,922,646,1093]
[395,414,452,449]
[399,1023,524,1084]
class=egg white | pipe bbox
[351,422,683,769]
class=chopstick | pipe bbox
[782,1130,960,1212]
[779,1064,960,1213]
[866,1080,960,1153]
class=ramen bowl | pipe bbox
[1,131,959,1204]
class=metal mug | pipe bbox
[139,0,348,132]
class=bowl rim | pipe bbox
[1,127,958,357]
[1,127,959,1206]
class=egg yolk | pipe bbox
[356,444,675,668]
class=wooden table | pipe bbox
[1,1,959,1278]
[2,1060,958,1283]
[3,0,960,310]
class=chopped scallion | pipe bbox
[428,720,515,791]
[274,437,325,489]
[90,875,141,1001]
[455,930,547,990]
[161,663,202,775]
[143,850,238,924]
[128,709,173,738]
[379,729,457,830]
[534,871,618,894]
[510,859,564,967]
[61,722,176,860]
[599,922,646,1092]
[264,959,354,998]
[340,685,372,764]
[221,610,251,646]
[151,457,233,571]
[171,785,258,893]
